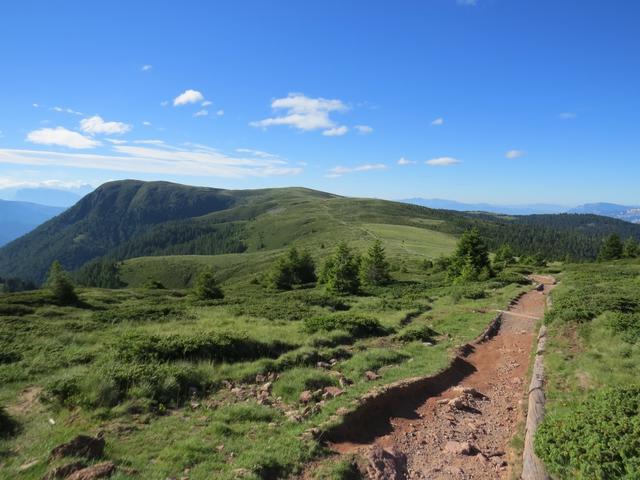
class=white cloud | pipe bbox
[32,103,40,108]
[216,109,224,116]
[457,0,477,5]
[505,149,526,159]
[26,127,100,149]
[322,126,348,137]
[250,93,348,135]
[0,177,92,191]
[133,139,165,145]
[236,148,278,159]
[398,157,416,165]
[355,125,373,134]
[141,64,153,71]
[194,109,209,117]
[201,100,213,107]
[160,100,169,107]
[326,163,387,177]
[52,106,83,115]
[173,89,205,106]
[431,117,444,126]
[426,156,460,166]
[142,121,152,126]
[106,138,127,144]
[0,143,302,178]
[559,112,577,120]
[80,115,132,135]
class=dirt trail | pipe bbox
[325,276,555,479]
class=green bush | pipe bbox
[192,267,224,300]
[93,303,191,324]
[609,312,640,344]
[535,386,640,479]
[0,304,35,316]
[0,406,18,438]
[115,331,294,363]
[303,313,388,338]
[142,278,165,289]
[342,348,410,377]
[546,288,640,324]
[396,324,437,343]
[272,367,338,403]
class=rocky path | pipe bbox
[327,276,555,479]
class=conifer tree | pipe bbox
[360,240,391,286]
[193,267,224,300]
[321,242,360,294]
[598,234,624,261]
[447,228,492,283]
[269,247,317,290]
[623,237,639,258]
[46,260,78,305]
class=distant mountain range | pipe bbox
[566,203,640,224]
[0,186,93,207]
[0,200,65,247]
[401,198,640,223]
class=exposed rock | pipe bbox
[364,371,381,381]
[316,361,331,369]
[65,462,116,480]
[444,441,478,456]
[322,386,344,399]
[366,445,406,480]
[43,461,86,480]
[299,390,313,404]
[49,433,105,461]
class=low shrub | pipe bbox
[0,406,19,438]
[396,324,438,343]
[342,348,410,377]
[546,288,640,324]
[93,303,191,324]
[116,331,295,363]
[609,312,640,344]
[303,313,388,338]
[0,304,35,316]
[535,385,640,479]
[272,367,338,403]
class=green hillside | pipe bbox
[2,179,640,285]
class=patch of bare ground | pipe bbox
[308,277,555,480]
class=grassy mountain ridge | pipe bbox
[2,179,640,284]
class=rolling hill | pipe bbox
[0,200,65,247]
[2,179,640,284]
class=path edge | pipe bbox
[521,290,553,480]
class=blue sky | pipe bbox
[0,0,639,204]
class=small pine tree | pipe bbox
[360,240,391,286]
[46,261,78,305]
[322,242,360,294]
[623,237,639,258]
[448,228,492,283]
[269,247,317,290]
[193,267,224,300]
[494,243,515,268]
[598,234,624,261]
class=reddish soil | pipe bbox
[324,276,556,479]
